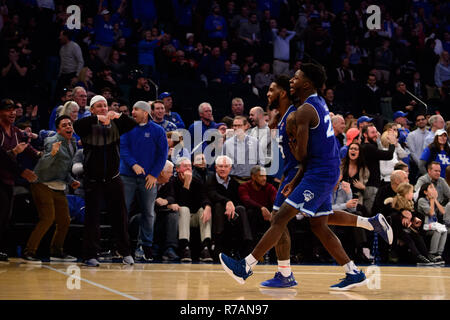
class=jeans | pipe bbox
[122,175,157,248]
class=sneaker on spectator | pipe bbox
[199,247,213,262]
[181,246,192,263]
[162,247,179,261]
[134,246,144,261]
[22,252,42,264]
[83,258,100,267]
[123,255,134,265]
[429,255,445,265]
[142,246,153,262]
[50,251,77,262]
[0,252,8,263]
[416,255,435,267]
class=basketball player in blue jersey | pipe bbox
[220,64,393,291]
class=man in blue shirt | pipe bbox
[160,92,185,129]
[120,101,168,262]
[189,102,217,157]
[151,100,178,132]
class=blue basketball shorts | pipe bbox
[284,169,339,218]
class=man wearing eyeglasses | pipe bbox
[407,113,432,182]
[222,116,262,184]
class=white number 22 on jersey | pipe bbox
[324,114,334,138]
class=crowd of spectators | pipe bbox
[1,0,450,266]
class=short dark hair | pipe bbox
[361,123,375,137]
[299,63,327,90]
[273,74,291,98]
[427,161,441,170]
[394,161,408,171]
[151,100,164,110]
[55,115,71,129]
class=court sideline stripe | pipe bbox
[57,267,450,279]
[42,265,140,300]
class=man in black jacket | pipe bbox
[206,155,253,261]
[73,95,137,267]
[168,157,213,262]
[360,124,396,216]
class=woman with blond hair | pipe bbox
[385,182,434,265]
[75,67,95,95]
[56,101,81,146]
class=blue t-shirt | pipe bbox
[420,147,450,178]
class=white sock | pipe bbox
[245,254,258,273]
[277,259,292,277]
[357,216,373,231]
[343,260,359,274]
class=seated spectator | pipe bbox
[153,160,180,261]
[167,131,190,164]
[168,157,213,263]
[419,129,450,178]
[206,155,253,261]
[150,100,177,132]
[340,142,370,216]
[222,116,262,183]
[23,115,80,263]
[192,153,212,184]
[331,175,372,263]
[416,182,447,264]
[385,182,434,265]
[415,161,450,207]
[372,170,410,219]
[160,92,185,129]
[238,166,276,244]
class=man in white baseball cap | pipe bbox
[73,95,138,267]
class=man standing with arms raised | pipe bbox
[74,95,137,267]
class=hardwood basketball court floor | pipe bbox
[1,259,449,300]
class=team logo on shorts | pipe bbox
[303,190,314,202]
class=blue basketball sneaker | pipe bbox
[330,270,367,291]
[260,272,298,288]
[369,213,393,245]
[219,253,253,284]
